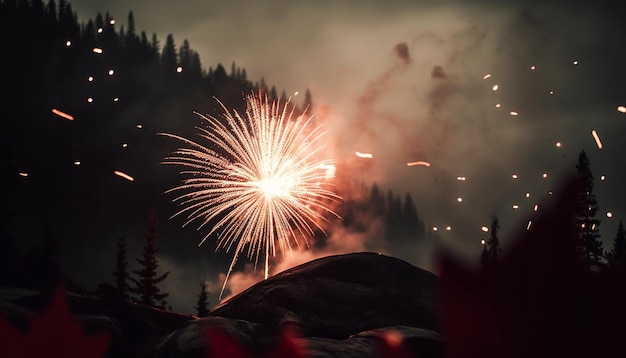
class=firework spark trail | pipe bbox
[159,92,341,299]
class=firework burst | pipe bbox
[159,92,341,298]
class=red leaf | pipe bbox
[0,289,110,358]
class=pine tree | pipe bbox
[195,276,210,317]
[303,88,313,110]
[606,220,626,267]
[481,216,501,267]
[131,209,170,309]
[112,232,131,299]
[574,150,603,270]
[161,33,177,76]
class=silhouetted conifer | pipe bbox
[574,151,603,270]
[607,220,626,267]
[112,232,131,299]
[131,209,170,309]
[195,277,210,317]
[481,216,501,267]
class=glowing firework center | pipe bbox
[160,92,341,298]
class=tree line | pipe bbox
[481,150,626,270]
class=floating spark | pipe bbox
[556,141,562,148]
[160,93,341,299]
[65,40,71,47]
[407,161,431,167]
[618,106,626,113]
[176,66,183,73]
[510,111,519,116]
[88,76,94,82]
[591,129,603,149]
[573,60,579,65]
[87,98,93,103]
[481,226,488,232]
[319,163,336,178]
[446,226,452,231]
[73,161,81,166]
[527,221,532,230]
[92,47,103,54]
[108,69,114,76]
[492,84,499,91]
[607,211,614,218]
[483,74,491,79]
[51,108,74,121]
[457,197,463,203]
[512,174,518,179]
[495,103,501,108]
[542,173,548,179]
[600,175,606,181]
[18,172,28,177]
[355,152,373,159]
[530,65,536,70]
[432,226,438,232]
[457,176,466,181]
[114,170,134,182]
[480,239,486,245]
[512,204,519,209]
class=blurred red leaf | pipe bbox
[438,179,626,358]
[0,289,110,358]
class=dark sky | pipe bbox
[59,0,626,313]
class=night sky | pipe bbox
[20,0,626,313]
